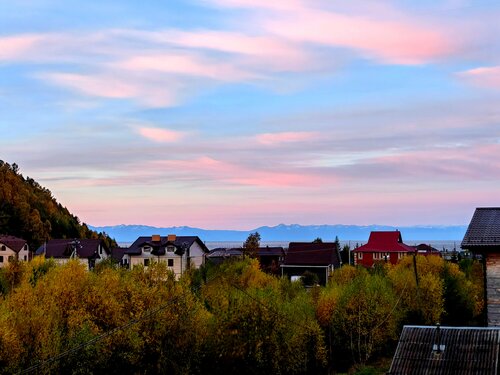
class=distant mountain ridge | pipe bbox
[89,223,467,243]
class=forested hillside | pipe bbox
[0,161,115,248]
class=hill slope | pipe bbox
[0,161,115,248]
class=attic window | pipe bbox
[1,245,5,251]
[24,244,28,250]
[167,246,175,253]
[143,246,151,253]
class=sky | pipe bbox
[1,0,499,229]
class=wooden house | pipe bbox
[281,242,341,285]
[352,231,415,267]
[461,207,500,326]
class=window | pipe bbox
[24,244,28,250]
[143,246,151,253]
[0,245,5,251]
[167,246,175,253]
[24,255,27,261]
[144,259,150,266]
[168,259,174,267]
[358,252,363,260]
[0,256,3,263]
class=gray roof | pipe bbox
[462,208,500,249]
[126,236,209,255]
[389,325,500,375]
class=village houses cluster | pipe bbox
[1,218,463,285]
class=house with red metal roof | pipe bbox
[281,242,341,285]
[35,238,110,270]
[0,235,29,268]
[352,231,415,267]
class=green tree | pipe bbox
[243,232,261,257]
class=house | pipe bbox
[124,234,209,278]
[352,231,415,267]
[0,235,29,268]
[36,238,110,270]
[388,325,500,374]
[281,242,341,285]
[461,207,500,326]
[110,246,128,267]
[206,248,243,265]
[413,243,442,257]
[257,246,285,275]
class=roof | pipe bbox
[36,239,104,259]
[0,235,27,252]
[207,248,243,258]
[126,236,209,255]
[257,246,285,257]
[462,207,500,249]
[353,231,415,253]
[414,243,440,253]
[110,247,127,262]
[283,242,340,267]
[389,325,500,375]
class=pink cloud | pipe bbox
[459,66,500,89]
[256,131,319,145]
[116,53,258,81]
[207,0,452,64]
[263,11,451,64]
[151,156,330,187]
[137,127,187,143]
[0,34,43,60]
[41,72,180,107]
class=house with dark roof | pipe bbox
[281,242,341,285]
[413,243,442,257]
[206,248,243,265]
[0,235,29,268]
[36,239,110,270]
[124,234,209,278]
[461,207,500,326]
[110,247,128,266]
[352,231,415,267]
[257,246,285,275]
[389,325,500,374]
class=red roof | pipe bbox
[353,231,414,253]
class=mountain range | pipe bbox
[89,223,467,243]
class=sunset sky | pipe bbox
[1,0,499,229]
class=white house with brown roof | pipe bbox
[35,239,110,270]
[124,235,209,278]
[0,235,29,268]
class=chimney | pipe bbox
[167,234,177,242]
[152,234,161,242]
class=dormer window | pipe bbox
[1,245,5,251]
[167,246,175,253]
[143,246,152,253]
[24,244,28,250]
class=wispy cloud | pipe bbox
[256,131,319,145]
[458,66,500,89]
[137,127,187,143]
